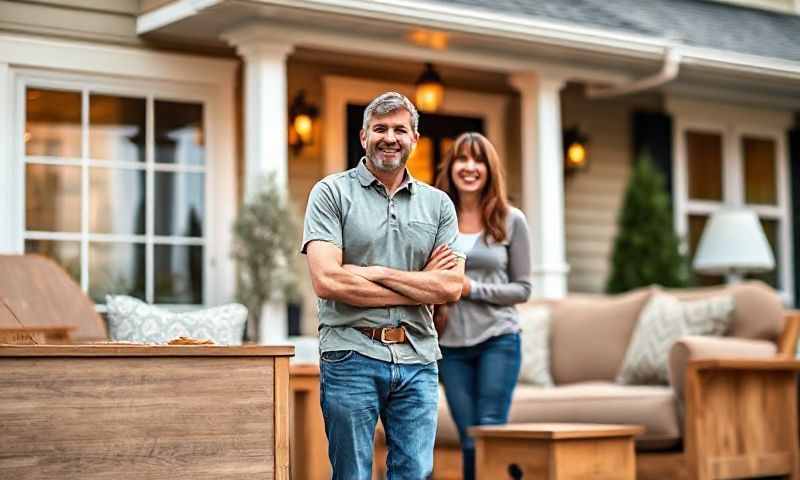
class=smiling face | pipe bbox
[451,144,489,196]
[360,108,419,173]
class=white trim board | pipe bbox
[322,75,509,176]
[0,33,237,86]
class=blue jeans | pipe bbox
[320,350,439,480]
[438,333,521,480]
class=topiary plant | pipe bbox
[232,175,301,341]
[606,151,690,293]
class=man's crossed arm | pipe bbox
[344,244,464,304]
[305,241,464,307]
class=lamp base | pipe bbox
[725,272,743,284]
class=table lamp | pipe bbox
[693,208,775,283]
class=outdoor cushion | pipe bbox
[550,287,653,385]
[616,291,734,385]
[105,295,247,345]
[516,304,554,386]
[435,382,680,451]
[669,280,783,342]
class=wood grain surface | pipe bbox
[0,345,294,357]
[685,360,800,480]
[469,423,644,440]
[472,426,638,480]
[0,254,106,340]
[0,353,284,479]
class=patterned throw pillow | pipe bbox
[517,305,555,387]
[105,295,248,346]
[617,292,734,385]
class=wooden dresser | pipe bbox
[0,344,293,480]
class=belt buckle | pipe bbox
[380,328,400,344]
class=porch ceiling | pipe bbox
[138,0,800,100]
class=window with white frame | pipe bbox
[21,81,207,305]
[675,120,791,299]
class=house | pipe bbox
[1,0,798,341]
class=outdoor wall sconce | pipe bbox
[415,62,444,113]
[288,90,318,154]
[563,126,590,175]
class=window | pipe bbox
[675,120,790,299]
[21,83,207,305]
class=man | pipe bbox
[302,91,465,480]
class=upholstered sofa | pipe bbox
[374,281,800,480]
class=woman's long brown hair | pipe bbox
[435,132,509,243]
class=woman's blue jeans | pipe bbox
[438,333,521,480]
[320,350,439,480]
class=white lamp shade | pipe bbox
[693,208,775,275]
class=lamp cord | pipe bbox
[1,298,38,345]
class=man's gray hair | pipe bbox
[362,91,419,133]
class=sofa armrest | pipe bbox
[668,336,777,401]
[684,358,800,479]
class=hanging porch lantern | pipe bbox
[415,62,444,113]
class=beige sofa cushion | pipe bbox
[550,288,653,385]
[616,292,734,385]
[668,280,783,341]
[517,305,554,386]
[436,382,680,451]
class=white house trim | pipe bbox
[668,97,794,304]
[510,72,569,299]
[0,33,237,85]
[321,75,509,176]
[1,34,237,307]
[137,0,223,34]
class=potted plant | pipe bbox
[232,175,301,342]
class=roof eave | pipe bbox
[137,0,800,81]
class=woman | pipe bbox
[434,132,532,480]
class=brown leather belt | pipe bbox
[356,326,408,344]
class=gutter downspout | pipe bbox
[586,48,681,98]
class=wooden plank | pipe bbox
[710,452,793,479]
[0,355,277,479]
[274,357,290,480]
[777,311,800,356]
[551,437,636,480]
[0,254,106,340]
[474,437,551,479]
[637,451,687,480]
[290,364,329,480]
[469,423,644,440]
[690,358,800,371]
[685,364,800,480]
[0,344,294,357]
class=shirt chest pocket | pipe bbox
[405,220,438,265]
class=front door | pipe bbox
[347,104,484,184]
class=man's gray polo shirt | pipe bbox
[301,159,463,364]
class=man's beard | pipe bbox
[366,144,412,172]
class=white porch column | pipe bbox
[224,26,293,344]
[510,73,569,299]
[224,26,293,197]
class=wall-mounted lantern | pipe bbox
[563,126,590,175]
[288,90,319,154]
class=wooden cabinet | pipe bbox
[0,345,293,480]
